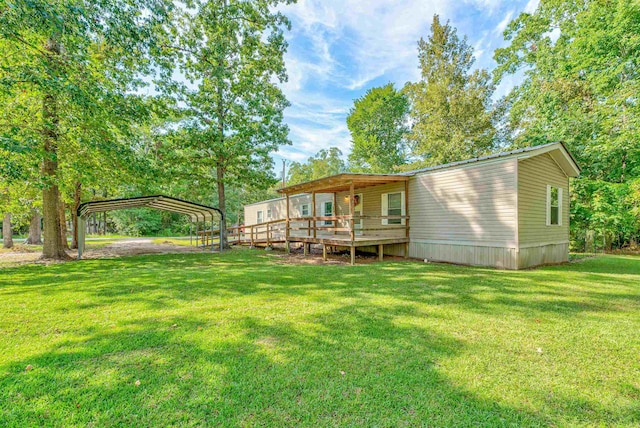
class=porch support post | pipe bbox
[304,243,308,256]
[285,193,290,253]
[333,192,337,235]
[378,244,383,262]
[190,219,193,246]
[312,191,316,238]
[210,219,214,252]
[405,179,410,258]
[349,181,355,243]
[322,244,327,261]
[350,246,355,266]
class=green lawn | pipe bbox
[1,251,639,427]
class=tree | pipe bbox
[287,148,347,185]
[170,0,293,248]
[0,0,173,258]
[404,15,498,167]
[494,0,640,250]
[347,84,410,173]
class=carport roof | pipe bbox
[77,195,223,221]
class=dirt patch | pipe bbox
[81,238,205,259]
[0,238,207,268]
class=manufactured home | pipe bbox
[241,142,580,269]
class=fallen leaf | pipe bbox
[340,370,345,376]
[25,364,33,371]
[537,348,543,354]
[134,380,141,386]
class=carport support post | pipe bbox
[190,220,193,246]
[219,218,223,253]
[77,215,86,259]
[210,219,214,252]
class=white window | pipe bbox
[257,210,264,224]
[267,208,272,220]
[546,185,563,226]
[381,192,405,225]
[301,204,309,217]
[323,201,333,225]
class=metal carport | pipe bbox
[76,195,224,259]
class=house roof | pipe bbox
[401,142,581,177]
[278,173,409,195]
[78,195,223,221]
[275,142,580,197]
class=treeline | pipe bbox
[2,1,639,257]
[289,4,640,252]
[0,0,292,257]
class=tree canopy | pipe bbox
[347,84,410,173]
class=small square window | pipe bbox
[301,204,309,217]
[257,210,264,224]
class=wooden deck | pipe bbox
[228,215,409,265]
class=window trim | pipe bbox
[301,203,310,217]
[323,201,333,225]
[266,208,272,220]
[381,191,406,226]
[256,210,264,224]
[546,185,563,226]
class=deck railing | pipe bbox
[229,214,410,246]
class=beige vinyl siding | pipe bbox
[243,194,332,226]
[518,153,570,246]
[334,182,406,237]
[409,159,518,247]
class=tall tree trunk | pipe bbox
[26,209,43,245]
[2,212,13,249]
[58,196,69,250]
[71,181,81,249]
[216,163,228,249]
[41,36,68,259]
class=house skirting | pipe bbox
[517,242,569,269]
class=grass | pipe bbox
[0,250,639,427]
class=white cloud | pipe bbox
[494,10,514,35]
[274,0,533,163]
[524,0,539,14]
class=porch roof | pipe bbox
[278,173,409,195]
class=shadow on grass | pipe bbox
[1,251,639,425]
[1,307,550,426]
[1,252,639,318]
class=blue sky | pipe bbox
[274,0,539,166]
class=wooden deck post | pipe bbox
[333,192,337,235]
[405,179,410,258]
[322,244,327,261]
[285,193,290,253]
[312,191,317,238]
[378,244,383,262]
[250,225,254,248]
[304,243,308,256]
[266,223,270,247]
[350,246,355,266]
[349,181,355,243]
